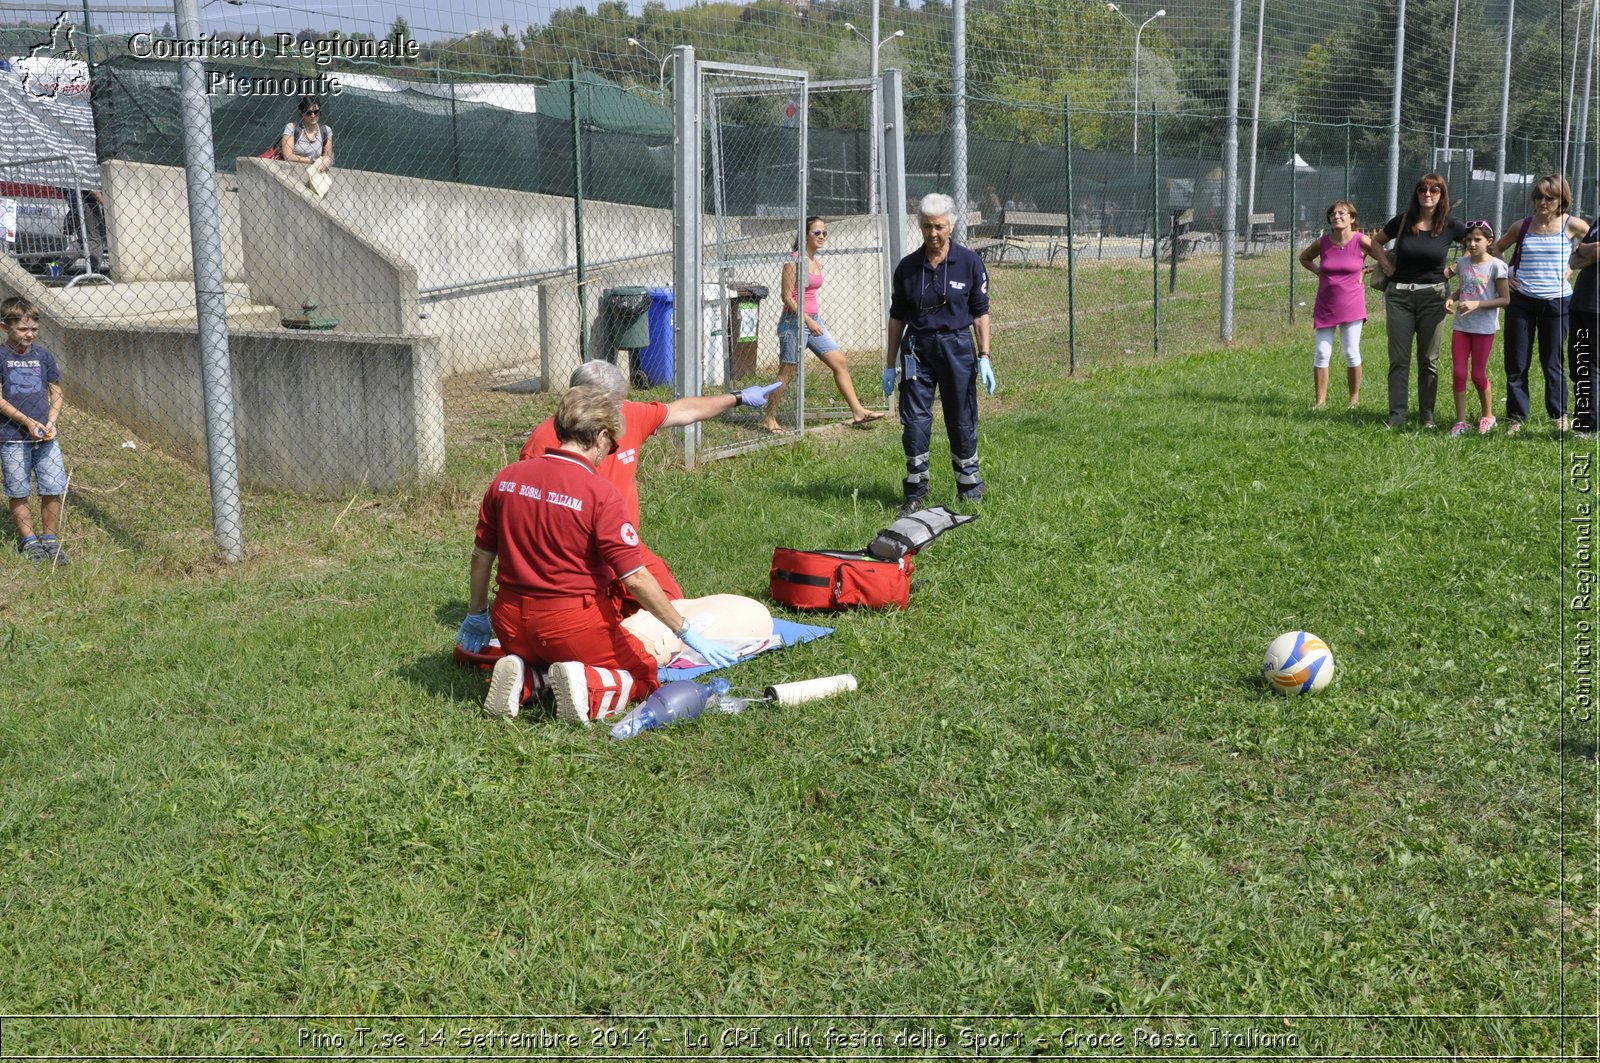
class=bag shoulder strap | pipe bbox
[1511,215,1534,269]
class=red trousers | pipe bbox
[491,589,660,705]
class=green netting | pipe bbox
[89,56,673,198]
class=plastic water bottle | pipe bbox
[609,677,731,740]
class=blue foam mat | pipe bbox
[660,618,834,682]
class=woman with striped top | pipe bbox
[1492,174,1591,434]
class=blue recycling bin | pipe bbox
[639,287,675,387]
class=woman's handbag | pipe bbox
[1369,238,1395,291]
[1368,256,1392,291]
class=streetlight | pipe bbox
[842,21,904,215]
[626,37,669,102]
[1107,4,1165,153]
[843,22,905,60]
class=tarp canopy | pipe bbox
[534,70,670,136]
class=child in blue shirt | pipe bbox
[0,298,70,564]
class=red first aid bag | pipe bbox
[769,547,914,611]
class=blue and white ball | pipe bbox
[1263,631,1335,695]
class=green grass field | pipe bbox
[0,295,1594,1054]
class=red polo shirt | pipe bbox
[520,400,669,525]
[475,450,644,598]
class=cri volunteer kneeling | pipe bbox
[456,385,762,724]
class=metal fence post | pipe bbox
[571,61,588,364]
[1289,112,1298,324]
[174,0,242,562]
[1151,108,1160,355]
[672,46,702,468]
[1345,121,1352,201]
[1064,93,1076,376]
[449,81,461,183]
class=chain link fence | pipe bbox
[0,1,1593,556]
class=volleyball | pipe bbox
[1263,631,1335,696]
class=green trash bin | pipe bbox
[601,286,652,359]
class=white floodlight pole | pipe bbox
[1574,0,1597,215]
[1565,0,1585,175]
[1387,0,1406,218]
[1221,0,1239,341]
[1442,0,1459,186]
[952,0,968,241]
[1493,0,1515,234]
[1245,0,1264,228]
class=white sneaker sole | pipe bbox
[484,655,524,719]
[548,661,591,726]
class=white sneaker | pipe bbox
[549,661,591,726]
[484,654,524,719]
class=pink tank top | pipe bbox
[1312,232,1367,329]
[803,261,823,316]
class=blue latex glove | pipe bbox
[457,610,492,653]
[979,355,997,396]
[739,381,783,408]
[882,366,898,396]
[681,626,739,668]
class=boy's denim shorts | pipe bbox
[777,311,841,365]
[1,438,67,499]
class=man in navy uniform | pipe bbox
[883,192,995,514]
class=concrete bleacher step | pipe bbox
[45,280,283,329]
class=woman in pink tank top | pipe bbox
[760,216,887,432]
[1297,199,1380,409]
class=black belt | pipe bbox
[906,327,967,336]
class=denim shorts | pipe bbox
[1,438,67,498]
[777,311,841,365]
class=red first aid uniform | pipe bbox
[522,400,681,598]
[476,449,660,707]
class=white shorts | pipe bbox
[1313,322,1364,369]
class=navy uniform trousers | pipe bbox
[898,328,983,502]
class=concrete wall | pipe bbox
[0,259,444,494]
[237,159,419,337]
[93,161,890,388]
[58,321,444,493]
[102,160,246,283]
[327,167,680,377]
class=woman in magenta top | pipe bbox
[1298,200,1381,408]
